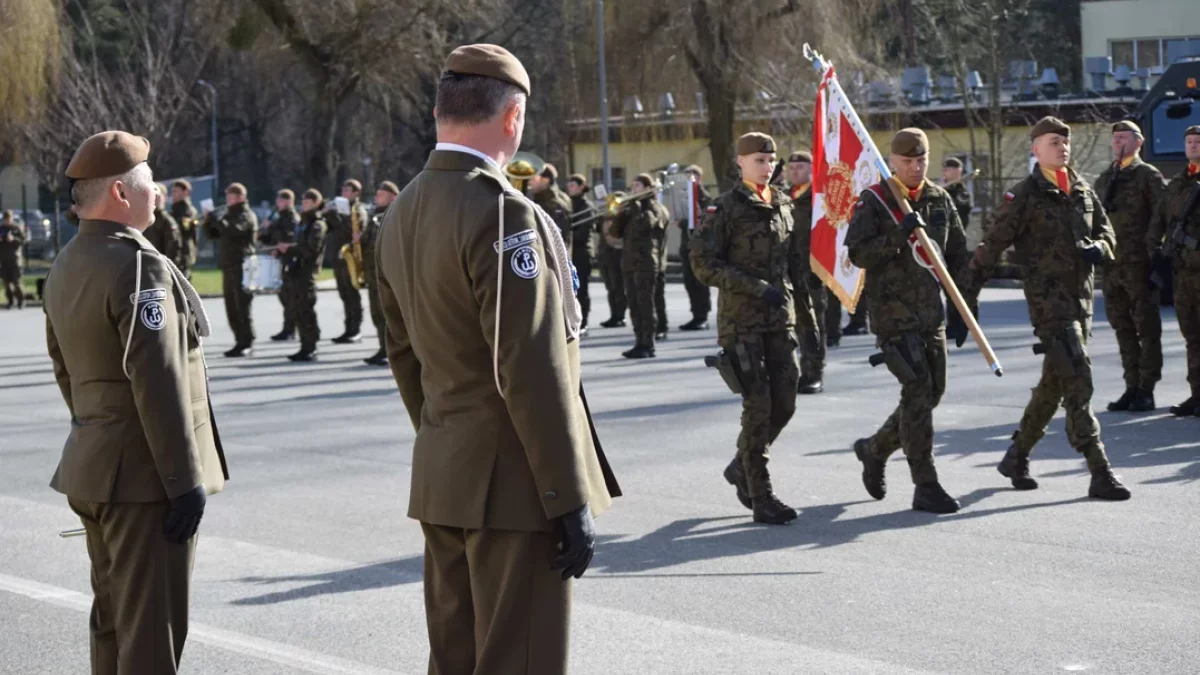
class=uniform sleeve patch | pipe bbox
[493,230,539,253]
[1004,192,1016,201]
[510,246,540,279]
[705,205,719,213]
[140,301,167,330]
[130,288,168,304]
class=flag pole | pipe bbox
[803,45,1002,377]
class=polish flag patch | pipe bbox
[1004,191,1016,202]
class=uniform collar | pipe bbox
[790,183,810,199]
[1033,164,1080,194]
[1118,154,1139,169]
[1189,162,1200,177]
[426,147,509,187]
[741,180,773,205]
[78,219,156,249]
[434,142,503,173]
[889,176,927,203]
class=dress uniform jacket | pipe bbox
[0,222,25,281]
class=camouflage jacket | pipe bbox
[0,223,25,268]
[945,182,972,232]
[1147,167,1200,270]
[970,165,1115,331]
[284,208,328,280]
[689,184,816,341]
[325,199,370,252]
[845,179,969,337]
[170,199,199,249]
[532,185,573,248]
[144,208,181,262]
[570,194,595,257]
[203,202,259,269]
[612,198,670,273]
[1093,157,1165,265]
[789,185,814,282]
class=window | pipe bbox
[590,167,626,192]
[1111,36,1200,71]
[1112,40,1134,70]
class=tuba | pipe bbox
[504,151,545,192]
[340,204,366,289]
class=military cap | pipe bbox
[1112,120,1143,137]
[633,173,655,188]
[379,181,400,196]
[1030,116,1070,140]
[736,132,776,156]
[683,164,704,177]
[343,179,363,192]
[302,188,323,203]
[277,188,295,201]
[567,173,588,186]
[1185,125,1200,138]
[172,179,192,192]
[788,151,813,164]
[540,163,559,182]
[225,182,247,196]
[890,128,929,157]
[65,131,150,180]
[943,157,963,169]
[442,44,531,96]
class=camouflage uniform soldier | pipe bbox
[690,132,818,525]
[530,163,574,250]
[203,183,259,357]
[0,210,25,309]
[143,184,182,263]
[280,189,328,362]
[261,189,300,341]
[846,129,970,514]
[787,151,825,393]
[612,173,671,358]
[942,157,973,234]
[968,116,1131,500]
[678,165,713,331]
[362,181,399,366]
[1147,125,1200,416]
[1094,121,1167,412]
[169,180,199,279]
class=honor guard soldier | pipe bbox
[328,179,369,344]
[376,44,619,675]
[168,180,199,279]
[691,132,819,524]
[279,189,328,362]
[143,184,182,263]
[262,189,300,342]
[787,151,826,394]
[846,128,970,514]
[567,173,595,332]
[1148,125,1200,416]
[678,164,713,331]
[942,157,973,233]
[530,162,574,248]
[45,130,228,674]
[1094,121,1167,412]
[203,182,258,357]
[969,116,1131,500]
[0,209,26,309]
[362,181,399,366]
[611,172,671,358]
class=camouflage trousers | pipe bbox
[1174,267,1200,396]
[222,266,255,346]
[723,331,799,498]
[284,276,320,350]
[624,269,658,347]
[867,329,946,485]
[366,274,386,353]
[1103,262,1162,391]
[1012,321,1109,471]
[332,260,363,334]
[800,272,828,379]
[680,230,711,321]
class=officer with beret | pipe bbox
[262,188,300,342]
[786,150,827,394]
[327,178,370,344]
[279,189,328,362]
[566,173,595,332]
[375,44,619,674]
[362,181,399,366]
[45,130,228,674]
[941,157,973,232]
[0,209,26,309]
[968,116,1131,500]
[168,179,199,279]
[203,182,259,357]
[143,183,182,263]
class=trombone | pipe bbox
[569,189,658,229]
[943,168,980,188]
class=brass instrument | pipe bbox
[943,168,980,187]
[504,151,545,192]
[339,204,365,290]
[570,184,661,229]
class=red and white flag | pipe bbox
[687,177,701,230]
[810,65,882,313]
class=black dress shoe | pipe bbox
[1170,396,1199,416]
[842,323,868,336]
[270,330,294,342]
[288,349,318,362]
[1128,389,1155,412]
[599,318,627,328]
[797,377,824,394]
[679,319,709,331]
[224,345,252,358]
[363,352,388,366]
[332,332,362,344]
[1107,388,1135,411]
[912,482,960,513]
[621,345,656,359]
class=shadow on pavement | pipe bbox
[231,555,424,605]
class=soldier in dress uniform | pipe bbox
[0,209,26,309]
[376,44,619,675]
[362,181,399,366]
[678,165,713,331]
[143,184,181,262]
[279,189,328,362]
[567,173,595,333]
[262,189,300,342]
[203,183,258,357]
[169,180,200,279]
[45,130,228,674]
[787,151,826,394]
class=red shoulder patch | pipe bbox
[705,205,718,213]
[1004,192,1016,202]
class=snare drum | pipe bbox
[243,253,283,292]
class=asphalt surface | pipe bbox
[2,283,1198,674]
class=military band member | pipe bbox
[611,172,671,358]
[678,164,713,331]
[530,162,573,248]
[788,151,825,394]
[1094,121,1166,413]
[279,189,328,362]
[362,181,399,366]
[0,209,26,309]
[942,157,973,233]
[597,203,627,328]
[846,128,970,514]
[262,189,300,342]
[46,130,228,674]
[968,116,1131,500]
[203,182,258,357]
[567,173,595,332]
[376,44,619,675]
[1148,125,1200,416]
[327,179,369,344]
[169,180,200,279]
[691,132,818,525]
[143,184,182,263]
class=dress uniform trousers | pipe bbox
[333,259,363,334]
[572,246,592,327]
[824,288,842,340]
[624,269,657,347]
[222,264,255,346]
[367,274,387,353]
[679,228,711,322]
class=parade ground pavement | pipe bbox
[2,284,1198,674]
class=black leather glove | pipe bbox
[945,304,970,348]
[1080,242,1106,265]
[552,503,596,580]
[900,211,925,235]
[164,484,206,545]
[761,286,786,308]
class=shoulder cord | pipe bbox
[122,248,211,379]
[122,251,144,379]
[494,192,506,398]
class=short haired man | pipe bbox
[203,182,259,357]
[611,172,672,357]
[326,178,370,344]
[263,188,300,341]
[169,180,199,278]
[361,180,400,365]
[678,164,714,331]
[566,173,595,332]
[787,151,827,393]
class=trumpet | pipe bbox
[943,168,980,187]
[569,187,659,229]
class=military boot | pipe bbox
[679,318,709,331]
[997,446,1039,490]
[622,344,656,359]
[332,331,362,344]
[722,459,752,510]
[797,376,824,394]
[600,317,627,328]
[1128,389,1155,412]
[912,482,960,514]
[288,348,318,362]
[752,493,798,525]
[271,330,294,342]
[363,350,388,366]
[1088,467,1132,501]
[1106,388,1135,411]
[1169,395,1198,417]
[853,438,887,500]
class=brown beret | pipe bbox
[65,131,150,180]
[378,181,400,196]
[1187,125,1200,138]
[890,128,929,157]
[567,173,587,186]
[277,189,295,201]
[1112,120,1143,136]
[302,188,323,203]
[633,173,655,188]
[943,157,963,169]
[736,132,776,156]
[788,151,813,164]
[443,44,531,96]
[343,179,362,192]
[683,165,704,177]
[172,179,192,192]
[225,182,247,196]
[1031,116,1070,141]
[540,163,558,181]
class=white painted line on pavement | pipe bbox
[0,572,408,675]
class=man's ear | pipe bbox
[504,101,521,137]
[432,106,439,120]
[111,180,128,204]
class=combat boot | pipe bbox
[1088,467,1132,501]
[722,459,752,510]
[224,344,252,358]
[797,376,823,394]
[912,482,960,514]
[1128,389,1155,412]
[679,318,709,331]
[363,351,388,366]
[332,331,362,344]
[621,345,655,359]
[600,317,626,328]
[826,335,840,348]
[1106,388,1135,411]
[752,493,798,525]
[997,446,1039,490]
[842,321,868,336]
[271,330,294,342]
[655,330,669,341]
[1169,395,1198,417]
[853,438,886,500]
[288,348,318,362]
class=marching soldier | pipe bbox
[597,200,628,328]
[690,132,818,525]
[942,157,973,233]
[203,183,258,357]
[375,44,619,674]
[567,173,595,333]
[169,180,199,279]
[843,287,869,335]
[143,184,182,262]
[968,116,1131,500]
[1,209,26,309]
[362,181,399,366]
[262,189,300,342]
[326,179,369,344]
[530,163,573,247]
[787,151,825,394]
[46,130,228,674]
[279,189,328,362]
[1094,121,1166,413]
[611,173,671,358]
[1148,125,1200,416]
[678,165,713,331]
[846,128,970,514]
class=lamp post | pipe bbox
[196,80,219,192]
[597,0,611,191]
